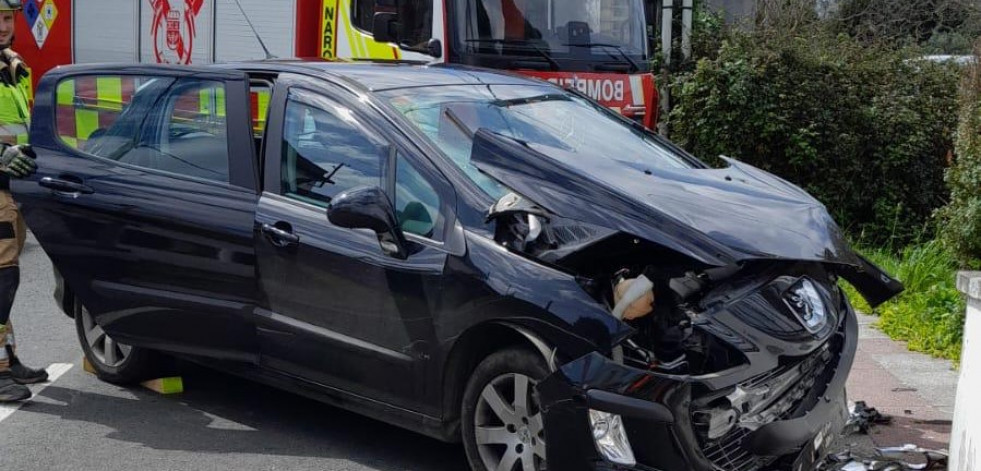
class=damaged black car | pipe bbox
[18,61,902,471]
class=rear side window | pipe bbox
[56,75,152,150]
[280,94,383,206]
[56,76,231,183]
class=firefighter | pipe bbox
[0,0,47,403]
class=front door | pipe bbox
[254,75,455,415]
[15,65,261,361]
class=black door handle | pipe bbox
[39,176,94,195]
[261,223,300,247]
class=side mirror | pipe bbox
[567,21,591,46]
[327,186,409,259]
[372,12,398,43]
[426,38,443,59]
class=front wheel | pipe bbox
[462,348,549,471]
[74,299,158,384]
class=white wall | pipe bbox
[951,272,981,471]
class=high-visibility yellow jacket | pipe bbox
[0,66,31,147]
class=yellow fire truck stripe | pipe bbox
[97,77,123,111]
[56,80,74,106]
[254,90,270,131]
[321,0,338,59]
[339,0,397,59]
[75,109,99,141]
[199,87,227,117]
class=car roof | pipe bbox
[216,59,549,93]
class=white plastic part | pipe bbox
[525,214,542,243]
[589,409,637,467]
[611,275,654,320]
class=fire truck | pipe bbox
[17,0,657,128]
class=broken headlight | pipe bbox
[589,409,636,467]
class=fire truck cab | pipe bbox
[345,0,658,127]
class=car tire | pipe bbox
[73,299,159,384]
[462,348,549,471]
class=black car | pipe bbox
[18,61,902,471]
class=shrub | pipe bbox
[936,45,981,268]
[668,27,960,246]
[841,240,966,362]
[836,0,981,53]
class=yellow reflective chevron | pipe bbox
[0,70,32,146]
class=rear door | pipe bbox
[14,65,261,362]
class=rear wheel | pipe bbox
[462,348,549,471]
[74,299,158,384]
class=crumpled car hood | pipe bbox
[472,129,859,268]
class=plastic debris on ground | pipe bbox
[816,401,948,470]
[845,401,893,435]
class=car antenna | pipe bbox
[231,0,276,60]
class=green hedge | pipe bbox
[668,30,961,246]
[937,49,981,268]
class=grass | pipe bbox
[840,239,967,363]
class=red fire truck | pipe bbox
[16,0,657,127]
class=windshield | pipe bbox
[453,0,648,65]
[382,84,694,199]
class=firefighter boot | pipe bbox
[7,346,46,384]
[0,370,29,402]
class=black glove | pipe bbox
[0,48,27,84]
[0,144,36,179]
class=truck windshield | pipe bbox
[452,0,648,69]
[382,84,694,199]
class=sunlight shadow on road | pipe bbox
[19,364,466,471]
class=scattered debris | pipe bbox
[876,444,948,470]
[818,444,948,470]
[821,401,949,470]
[846,401,894,434]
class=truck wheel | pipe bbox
[74,299,158,384]
[462,348,549,471]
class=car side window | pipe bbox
[395,155,442,238]
[280,94,382,206]
[56,75,158,152]
[56,76,231,183]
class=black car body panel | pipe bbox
[21,61,900,471]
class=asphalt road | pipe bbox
[0,235,468,471]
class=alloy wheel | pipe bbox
[474,373,546,471]
[80,306,132,367]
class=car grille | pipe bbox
[702,426,775,471]
[696,343,835,471]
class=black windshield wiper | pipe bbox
[465,39,560,71]
[564,42,641,73]
[491,94,570,108]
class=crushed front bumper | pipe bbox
[538,303,857,471]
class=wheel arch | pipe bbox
[439,320,564,441]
